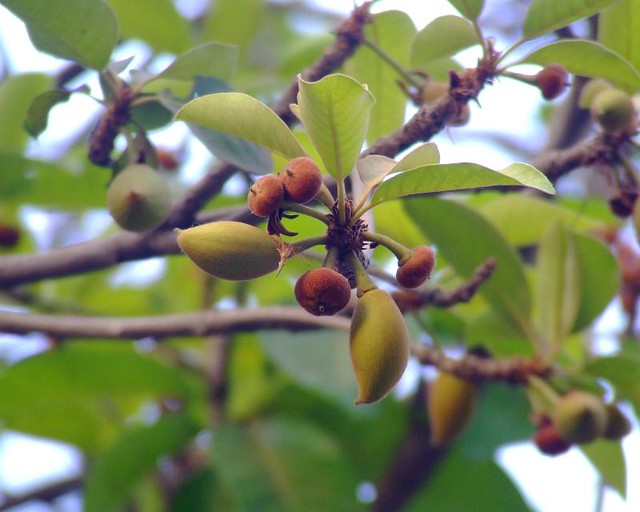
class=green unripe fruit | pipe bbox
[603,404,632,440]
[247,174,284,217]
[535,64,568,101]
[553,390,607,444]
[295,267,351,316]
[590,88,636,132]
[175,221,281,280]
[107,164,171,232]
[427,372,478,446]
[578,79,613,109]
[350,289,410,405]
[279,157,322,204]
[396,245,436,289]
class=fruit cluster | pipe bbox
[530,387,631,456]
[176,155,437,405]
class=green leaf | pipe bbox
[201,0,265,54]
[0,73,52,151]
[534,222,581,348]
[571,233,619,332]
[106,0,190,53]
[85,414,200,512]
[175,92,306,161]
[581,440,626,497]
[521,40,640,93]
[391,142,440,173]
[356,155,397,187]
[448,0,485,20]
[0,0,118,69]
[24,89,73,138]
[406,197,533,334]
[522,0,621,42]
[164,79,272,174]
[0,153,106,210]
[478,195,602,247]
[599,0,640,76]
[345,11,415,143]
[586,354,640,416]
[369,162,555,208]
[407,448,529,511]
[296,74,375,181]
[151,42,238,84]
[259,330,356,407]
[411,15,480,69]
[0,343,203,451]
[213,418,366,512]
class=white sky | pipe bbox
[0,2,638,511]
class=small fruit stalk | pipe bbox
[427,371,478,446]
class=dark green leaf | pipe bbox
[0,73,52,151]
[407,448,529,511]
[522,0,621,42]
[571,232,619,332]
[24,89,72,138]
[296,74,375,181]
[368,162,554,209]
[152,42,238,83]
[171,467,234,512]
[448,0,485,20]
[0,342,203,451]
[411,15,480,69]
[85,414,200,512]
[599,0,640,75]
[106,0,190,53]
[406,197,533,335]
[0,0,118,69]
[534,222,580,348]
[582,440,626,497]
[346,10,415,143]
[521,40,640,93]
[213,417,366,512]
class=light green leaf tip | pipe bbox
[296,73,375,181]
[175,92,306,161]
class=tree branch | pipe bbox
[0,476,82,511]
[0,307,350,339]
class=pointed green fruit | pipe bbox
[427,372,478,446]
[578,79,613,109]
[107,164,171,232]
[176,221,281,280]
[553,390,607,444]
[350,289,409,405]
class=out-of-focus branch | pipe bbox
[0,476,82,511]
[0,307,350,339]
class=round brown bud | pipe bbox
[295,267,351,316]
[280,157,322,204]
[533,422,572,456]
[396,246,436,288]
[535,64,569,100]
[247,174,284,217]
[609,189,638,218]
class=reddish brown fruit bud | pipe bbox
[591,88,636,132]
[247,174,284,217]
[533,422,572,456]
[608,189,638,218]
[295,267,351,316]
[535,64,569,101]
[0,224,20,249]
[280,157,322,204]
[396,246,435,288]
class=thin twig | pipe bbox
[0,476,82,511]
[0,307,350,339]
